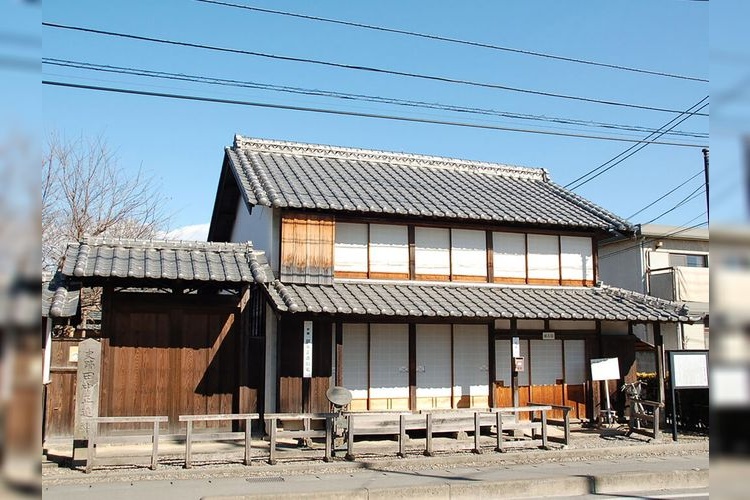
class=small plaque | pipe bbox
[303,321,313,378]
[512,337,521,357]
[513,356,525,372]
[542,331,555,340]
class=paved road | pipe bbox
[43,453,708,500]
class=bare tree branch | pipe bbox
[42,133,170,273]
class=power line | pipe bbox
[564,97,709,190]
[643,185,706,225]
[42,21,710,117]
[626,170,704,219]
[42,57,708,139]
[41,80,708,147]
[194,0,708,83]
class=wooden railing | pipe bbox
[344,406,554,460]
[627,398,663,439]
[83,416,168,473]
[265,413,336,465]
[178,413,259,468]
[529,402,572,445]
[83,407,565,471]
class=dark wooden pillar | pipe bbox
[335,322,343,387]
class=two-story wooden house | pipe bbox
[207,136,697,420]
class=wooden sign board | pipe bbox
[670,350,708,389]
[591,357,620,381]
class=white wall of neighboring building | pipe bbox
[230,199,280,274]
[598,239,645,293]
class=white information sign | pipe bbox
[303,320,313,378]
[590,357,620,381]
[542,331,555,340]
[512,337,520,358]
[672,352,708,388]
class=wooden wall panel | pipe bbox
[98,294,247,435]
[281,214,335,284]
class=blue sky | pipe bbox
[39,0,714,237]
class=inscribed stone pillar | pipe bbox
[74,338,102,439]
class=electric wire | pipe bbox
[42,80,708,147]
[626,170,704,220]
[194,0,707,83]
[643,186,706,225]
[564,97,709,190]
[42,21,710,117]
[42,57,708,139]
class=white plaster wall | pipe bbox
[598,240,645,293]
[230,200,279,274]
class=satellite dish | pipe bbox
[326,386,353,407]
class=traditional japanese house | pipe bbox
[206,136,699,420]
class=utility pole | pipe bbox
[702,148,709,224]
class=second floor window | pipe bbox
[669,253,708,268]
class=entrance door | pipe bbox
[563,340,587,419]
[342,324,368,411]
[494,339,513,407]
[453,325,489,408]
[369,324,409,410]
[530,340,565,417]
[416,324,452,409]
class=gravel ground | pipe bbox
[42,425,709,486]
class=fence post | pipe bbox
[324,416,333,462]
[540,410,548,449]
[495,411,504,453]
[563,407,570,446]
[472,412,482,454]
[185,420,193,469]
[268,418,277,465]
[653,406,661,440]
[244,417,252,466]
[346,414,355,461]
[398,414,406,458]
[151,420,160,470]
[424,413,433,457]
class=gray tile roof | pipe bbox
[42,272,80,318]
[61,237,272,284]
[265,280,697,322]
[227,136,632,231]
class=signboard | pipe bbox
[513,356,525,372]
[590,357,620,381]
[303,320,313,378]
[511,336,520,358]
[671,351,709,388]
[542,331,555,340]
[667,350,709,441]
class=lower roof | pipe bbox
[265,280,697,323]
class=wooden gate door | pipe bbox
[44,338,80,438]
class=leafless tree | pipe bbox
[42,133,169,274]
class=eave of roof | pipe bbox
[263,280,698,323]
[60,237,272,285]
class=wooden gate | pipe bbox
[99,292,260,434]
[44,338,80,438]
